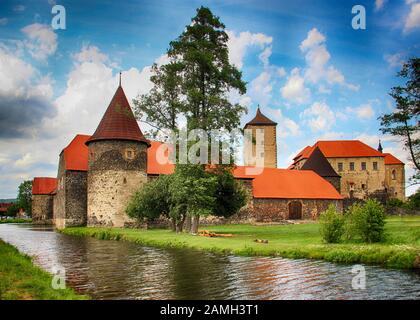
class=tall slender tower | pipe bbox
[244,107,277,168]
[85,82,150,227]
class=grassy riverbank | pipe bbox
[61,216,420,270]
[0,218,32,224]
[0,240,88,300]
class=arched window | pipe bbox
[392,170,396,180]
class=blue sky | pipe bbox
[0,0,419,198]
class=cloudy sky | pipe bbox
[0,0,419,198]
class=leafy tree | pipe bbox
[168,6,247,133]
[133,62,184,138]
[379,57,419,185]
[169,164,218,234]
[126,175,172,226]
[345,199,386,243]
[6,203,19,217]
[319,205,345,243]
[17,180,32,216]
[210,166,248,218]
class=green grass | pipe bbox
[0,240,88,300]
[0,218,32,224]
[60,216,420,270]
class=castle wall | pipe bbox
[244,125,277,168]
[32,194,54,224]
[327,157,386,199]
[251,198,343,221]
[54,154,87,229]
[87,140,148,227]
[385,164,405,201]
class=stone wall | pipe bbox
[32,194,54,224]
[87,140,148,227]
[247,198,343,222]
[385,164,405,201]
[324,176,341,193]
[54,153,88,229]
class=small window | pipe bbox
[361,162,366,170]
[349,162,355,171]
[338,163,343,172]
[373,162,378,171]
[362,183,366,190]
[392,170,396,180]
[125,149,135,160]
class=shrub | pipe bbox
[345,199,386,243]
[386,198,404,208]
[319,205,345,243]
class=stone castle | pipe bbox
[31,83,405,227]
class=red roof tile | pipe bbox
[32,177,57,195]
[62,134,90,171]
[233,166,342,199]
[293,140,384,163]
[86,85,150,146]
[384,153,404,165]
[245,107,277,126]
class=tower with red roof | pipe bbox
[85,81,150,227]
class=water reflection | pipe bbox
[0,224,419,300]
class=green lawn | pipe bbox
[61,216,420,270]
[0,240,88,300]
[0,218,32,224]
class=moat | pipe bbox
[1,223,419,300]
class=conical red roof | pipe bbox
[86,85,150,146]
[245,107,277,126]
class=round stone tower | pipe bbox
[85,82,150,227]
[244,107,277,168]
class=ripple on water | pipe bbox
[0,224,419,300]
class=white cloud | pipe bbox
[384,53,405,68]
[277,67,286,77]
[301,101,335,131]
[226,30,272,69]
[0,18,8,26]
[280,68,311,104]
[299,28,358,91]
[249,71,272,107]
[299,28,325,51]
[258,46,272,67]
[404,2,420,32]
[346,103,375,120]
[21,23,57,61]
[375,0,386,11]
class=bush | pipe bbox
[345,199,386,243]
[386,198,404,208]
[319,205,345,243]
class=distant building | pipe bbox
[289,140,405,201]
[0,202,14,215]
[32,177,57,224]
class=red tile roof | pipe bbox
[62,134,90,171]
[384,153,404,165]
[293,140,384,162]
[245,107,277,127]
[86,85,150,146]
[32,177,57,195]
[233,167,342,199]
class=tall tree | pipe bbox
[17,180,32,215]
[379,57,419,185]
[168,6,247,133]
[133,62,184,138]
